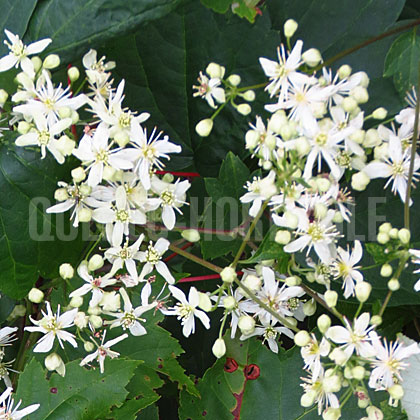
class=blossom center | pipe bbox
[119,112,131,128]
[116,209,129,222]
[161,190,174,205]
[38,130,50,145]
[145,245,160,264]
[315,133,328,146]
[121,311,136,329]
[96,149,109,164]
[177,303,194,320]
[307,222,324,242]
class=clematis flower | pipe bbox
[0,327,18,346]
[192,71,225,109]
[0,387,40,420]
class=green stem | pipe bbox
[168,243,222,273]
[219,312,229,339]
[73,77,87,96]
[84,232,104,262]
[237,82,267,92]
[404,63,420,229]
[211,102,227,120]
[293,406,317,420]
[354,301,364,319]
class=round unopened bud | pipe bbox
[78,207,92,223]
[212,338,226,358]
[88,254,104,271]
[300,390,317,407]
[0,89,8,106]
[329,348,348,366]
[389,228,399,239]
[380,264,392,277]
[245,130,259,149]
[99,291,120,312]
[285,276,301,287]
[54,188,69,202]
[275,230,291,245]
[71,166,86,183]
[388,278,400,291]
[355,282,372,303]
[323,374,341,393]
[379,222,392,234]
[302,48,322,67]
[237,103,251,115]
[45,353,65,376]
[366,406,383,420]
[56,135,75,156]
[43,54,60,69]
[284,19,298,38]
[303,299,316,316]
[350,129,365,144]
[84,342,95,352]
[372,107,387,120]
[324,290,338,308]
[316,177,331,193]
[87,305,101,315]
[58,107,72,119]
[238,315,256,335]
[370,315,382,326]
[70,295,84,308]
[268,112,287,133]
[79,184,91,196]
[332,211,343,224]
[223,296,237,310]
[195,118,213,137]
[74,311,88,329]
[294,330,311,347]
[352,366,365,381]
[351,171,370,191]
[220,266,237,284]
[357,71,370,88]
[377,232,389,244]
[17,120,31,134]
[59,263,74,279]
[388,384,404,400]
[314,203,328,220]
[71,110,79,124]
[242,90,255,101]
[198,292,212,312]
[102,166,116,181]
[338,64,352,79]
[162,173,174,183]
[242,274,262,292]
[295,136,311,156]
[351,86,369,104]
[317,314,331,333]
[363,128,381,148]
[181,229,200,242]
[342,97,358,113]
[206,62,225,79]
[28,288,44,303]
[227,74,241,86]
[89,315,103,329]
[114,131,129,147]
[67,66,80,82]
[398,228,411,244]
[284,211,299,229]
[322,408,341,420]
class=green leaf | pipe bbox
[0,141,85,299]
[380,400,408,420]
[384,30,420,98]
[200,0,231,14]
[231,0,258,23]
[15,358,140,420]
[24,0,183,64]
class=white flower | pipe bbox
[83,49,116,86]
[331,240,363,298]
[80,331,128,374]
[138,238,175,284]
[24,302,78,353]
[150,176,191,230]
[301,334,331,381]
[368,332,420,390]
[363,134,420,204]
[161,286,210,337]
[72,123,137,187]
[69,263,116,307]
[0,327,18,346]
[0,387,40,420]
[106,288,156,336]
[409,249,420,291]
[130,121,181,190]
[193,71,225,109]
[15,113,72,163]
[326,312,375,361]
[0,30,51,77]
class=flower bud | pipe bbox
[67,66,80,82]
[388,278,400,291]
[45,353,65,376]
[363,128,381,148]
[295,136,311,156]
[88,305,101,315]
[351,86,369,104]
[388,384,404,400]
[70,295,84,308]
[352,366,365,381]
[342,97,358,113]
[162,173,174,183]
[79,184,91,196]
[323,373,341,393]
[17,120,31,134]
[102,166,116,181]
[316,177,331,193]
[227,74,241,86]
[78,207,92,223]
[54,188,69,202]
[181,229,200,243]
[195,118,213,137]
[89,315,103,329]
[30,56,42,73]
[351,171,370,191]
[285,276,301,287]
[242,274,262,292]
[338,64,352,79]
[0,89,8,106]
[370,315,382,326]
[114,130,130,147]
[74,311,88,329]
[212,338,226,358]
[300,390,317,407]
[284,19,298,38]
[357,71,370,88]
[274,230,291,245]
[366,406,383,420]
[377,232,389,244]
[43,54,60,69]
[314,203,327,220]
[84,342,95,352]
[237,103,251,115]
[245,129,259,149]
[198,292,212,312]
[238,315,255,335]
[355,282,371,303]
[302,48,322,67]
[372,107,387,120]
[268,112,287,133]
[380,264,392,277]
[220,266,237,284]
[70,167,86,183]
[59,263,74,279]
[324,290,338,308]
[389,228,399,239]
[284,211,299,229]
[398,228,411,244]
[317,314,331,333]
[294,330,311,347]
[329,348,348,366]
[303,299,316,316]
[88,254,104,271]
[223,296,237,310]
[99,291,121,312]
[56,135,75,156]
[206,62,225,79]
[332,211,343,224]
[378,222,392,234]
[71,110,79,124]
[242,90,255,101]
[28,287,44,303]
[322,408,341,420]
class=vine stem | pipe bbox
[404,63,420,229]
[168,243,222,273]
